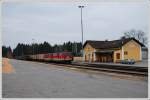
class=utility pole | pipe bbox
[22,45,23,56]
[75,43,77,55]
[32,38,35,55]
[78,5,84,63]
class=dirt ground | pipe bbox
[2,58,15,73]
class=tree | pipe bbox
[2,46,13,58]
[2,46,8,57]
[7,47,13,58]
[123,29,147,46]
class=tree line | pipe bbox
[2,41,82,58]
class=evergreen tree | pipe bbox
[2,46,8,57]
[12,41,82,57]
[2,46,13,58]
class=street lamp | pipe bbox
[22,45,23,56]
[32,38,35,55]
[78,5,84,63]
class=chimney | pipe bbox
[105,39,108,41]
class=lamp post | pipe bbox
[32,38,35,55]
[22,45,23,56]
[78,5,84,63]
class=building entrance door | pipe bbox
[88,53,91,63]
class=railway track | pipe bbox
[46,62,148,76]
[18,59,148,76]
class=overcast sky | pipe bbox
[2,1,148,49]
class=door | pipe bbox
[88,53,91,63]
[92,53,94,62]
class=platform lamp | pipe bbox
[32,38,35,55]
[78,5,84,64]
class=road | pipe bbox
[2,59,148,98]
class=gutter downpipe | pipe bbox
[121,42,124,61]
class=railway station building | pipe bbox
[83,38,145,63]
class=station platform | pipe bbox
[72,60,148,68]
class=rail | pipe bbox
[47,62,148,76]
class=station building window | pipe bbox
[124,51,128,55]
[116,53,120,59]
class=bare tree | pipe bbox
[123,29,147,46]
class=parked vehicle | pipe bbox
[121,59,135,64]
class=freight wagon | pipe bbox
[19,52,73,63]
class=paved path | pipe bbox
[2,59,148,98]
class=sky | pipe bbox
[2,1,149,49]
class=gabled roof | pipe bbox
[83,38,145,49]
